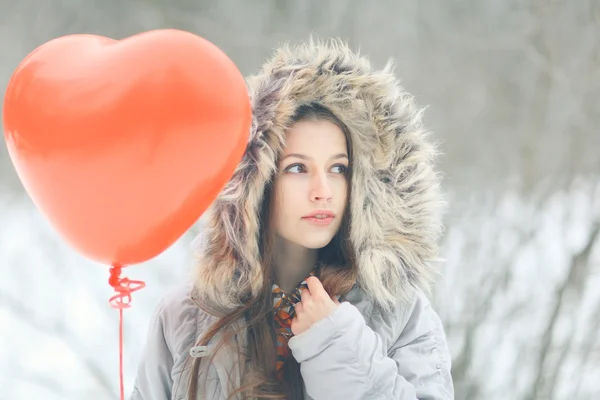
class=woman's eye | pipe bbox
[331,165,347,174]
[285,164,305,173]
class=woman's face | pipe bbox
[273,119,349,249]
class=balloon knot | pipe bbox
[108,263,146,309]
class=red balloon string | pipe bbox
[108,264,146,400]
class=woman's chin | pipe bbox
[297,235,336,250]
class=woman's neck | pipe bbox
[273,235,318,293]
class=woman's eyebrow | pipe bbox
[330,153,349,160]
[281,153,309,161]
[281,153,348,161]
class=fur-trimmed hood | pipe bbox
[192,38,445,316]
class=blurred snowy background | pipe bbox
[1,1,599,399]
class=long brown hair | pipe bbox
[186,103,358,399]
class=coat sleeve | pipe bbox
[287,290,454,400]
[130,295,175,400]
[130,284,201,400]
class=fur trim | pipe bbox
[192,38,446,315]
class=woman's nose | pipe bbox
[309,172,333,203]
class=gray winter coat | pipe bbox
[131,38,454,399]
[131,282,453,400]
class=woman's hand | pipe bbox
[291,276,340,336]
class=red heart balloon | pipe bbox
[3,29,251,266]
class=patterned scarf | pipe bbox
[271,270,317,380]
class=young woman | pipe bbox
[131,39,454,400]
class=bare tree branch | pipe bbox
[571,291,600,399]
[0,290,117,399]
[13,365,67,397]
[527,222,600,400]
